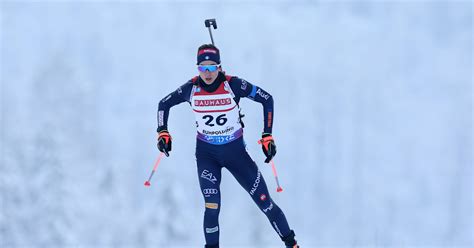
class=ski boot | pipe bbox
[281,230,299,248]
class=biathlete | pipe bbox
[157,44,299,248]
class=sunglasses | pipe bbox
[198,64,220,72]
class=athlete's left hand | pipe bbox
[258,133,276,163]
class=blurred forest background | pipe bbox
[1,1,472,247]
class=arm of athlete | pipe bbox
[156,81,194,156]
[229,77,276,163]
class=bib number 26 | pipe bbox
[203,114,227,127]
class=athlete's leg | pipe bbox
[196,147,223,247]
[224,139,295,241]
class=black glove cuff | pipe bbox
[158,130,169,135]
[157,126,168,133]
[262,132,272,138]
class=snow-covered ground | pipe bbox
[1,1,472,247]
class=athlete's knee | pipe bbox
[252,193,276,214]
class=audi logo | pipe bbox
[203,189,218,194]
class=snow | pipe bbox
[1,1,472,247]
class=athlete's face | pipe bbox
[198,61,220,85]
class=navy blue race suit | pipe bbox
[157,72,295,247]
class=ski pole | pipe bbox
[144,152,165,187]
[204,18,217,45]
[270,160,283,193]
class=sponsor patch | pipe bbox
[194,98,231,107]
[273,221,283,237]
[260,194,267,201]
[202,134,237,145]
[158,111,164,126]
[249,170,261,195]
[263,202,273,213]
[205,203,219,209]
[199,49,218,55]
[203,188,219,197]
[177,86,182,94]
[256,88,270,100]
[201,170,218,184]
[162,94,172,102]
[267,111,272,128]
[206,226,219,233]
[241,79,248,90]
[202,126,234,136]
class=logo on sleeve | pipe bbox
[162,94,172,102]
[158,111,164,126]
[256,88,270,100]
[241,79,248,90]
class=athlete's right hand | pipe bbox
[157,130,172,156]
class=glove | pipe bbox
[157,130,172,156]
[258,133,276,163]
